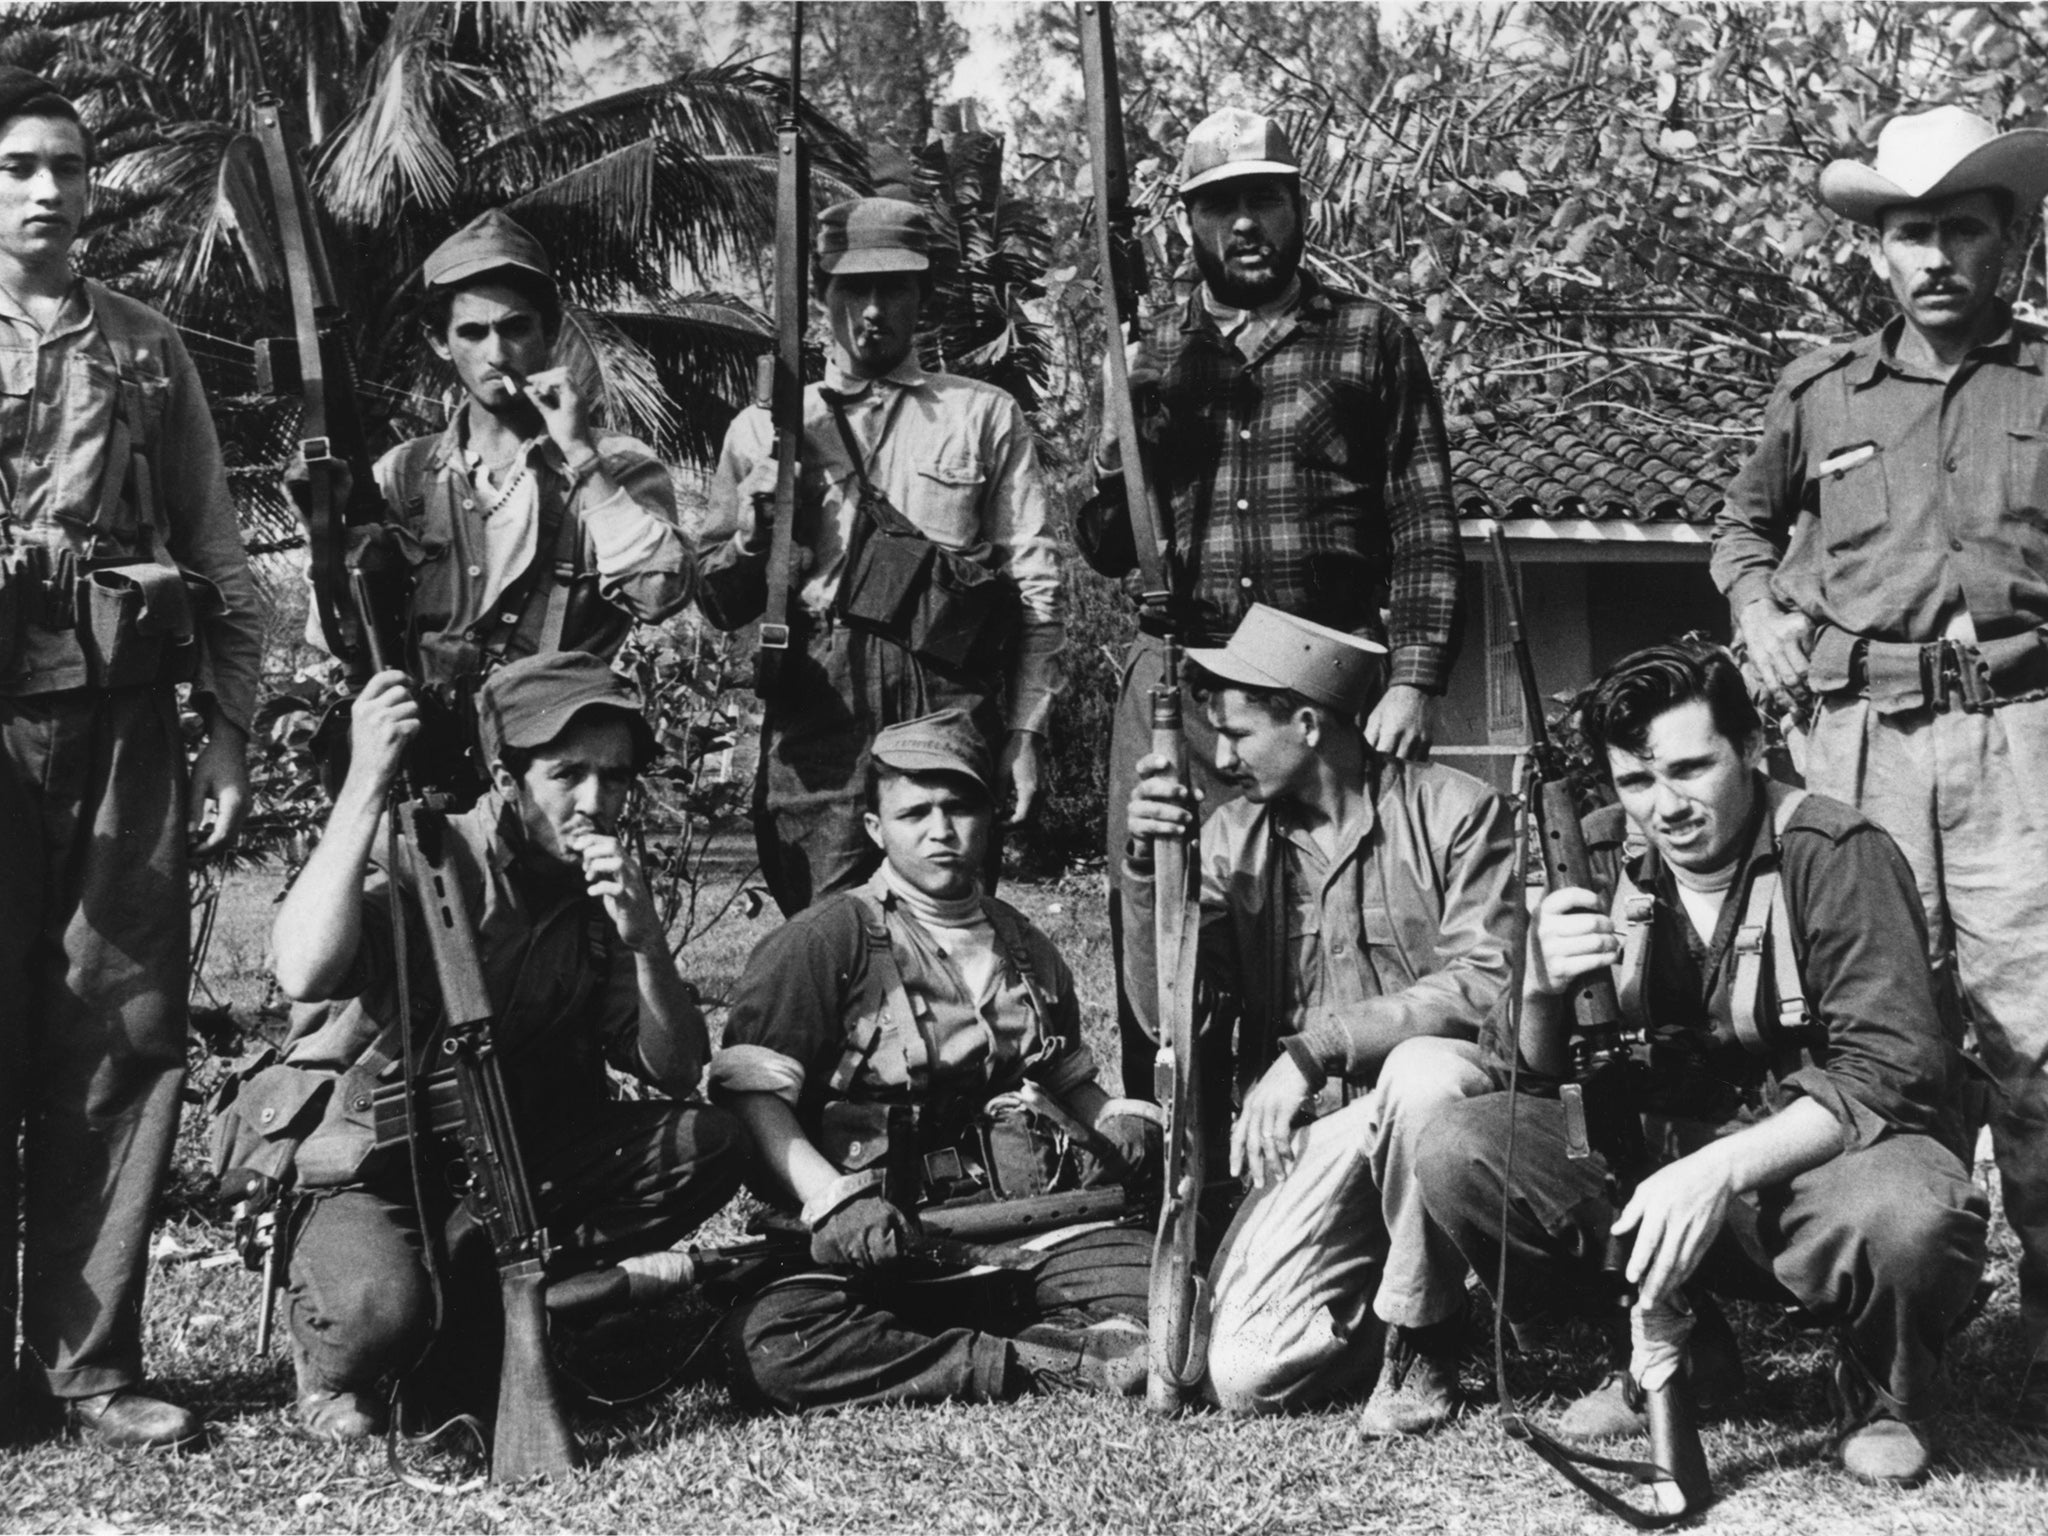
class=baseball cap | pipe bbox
[1179,108,1301,197]
[477,651,656,770]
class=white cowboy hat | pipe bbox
[1819,105,2048,225]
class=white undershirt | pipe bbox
[880,864,1002,1008]
[1668,857,1738,945]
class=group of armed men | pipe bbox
[1,59,2043,1492]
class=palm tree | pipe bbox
[4,1,865,465]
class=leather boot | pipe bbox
[66,1390,203,1451]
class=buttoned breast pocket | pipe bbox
[2007,426,2048,527]
[1815,442,1890,552]
[0,346,33,471]
[906,453,986,546]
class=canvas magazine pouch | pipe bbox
[823,394,1017,676]
[76,558,216,688]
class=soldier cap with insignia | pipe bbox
[1819,105,2048,226]
[869,708,991,797]
[816,196,933,277]
[1178,108,1301,197]
[424,208,555,290]
[478,651,656,770]
[1187,604,1388,716]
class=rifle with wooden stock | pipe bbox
[1078,0,1206,1415]
[1486,524,1712,1527]
[753,0,810,699]
[254,101,575,1484]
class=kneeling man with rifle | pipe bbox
[711,711,1156,1410]
[1413,640,1988,1486]
[256,652,746,1443]
[1123,605,1519,1421]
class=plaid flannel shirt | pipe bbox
[1095,274,1464,692]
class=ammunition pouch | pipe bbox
[208,1020,406,1194]
[837,487,1019,677]
[824,395,1019,679]
[76,559,213,689]
[818,1090,1118,1210]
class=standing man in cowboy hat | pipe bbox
[1080,108,1466,1100]
[697,196,1064,915]
[0,68,261,1450]
[1122,605,1517,1421]
[1714,103,2048,1427]
[306,210,695,795]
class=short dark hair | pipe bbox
[862,758,991,815]
[1578,639,1762,769]
[420,266,562,341]
[2,99,91,169]
[1187,664,1357,734]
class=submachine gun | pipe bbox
[1078,0,1205,1415]
[1486,523,1711,1526]
[252,98,576,1483]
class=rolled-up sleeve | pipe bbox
[706,900,863,1108]
[693,406,773,631]
[982,397,1065,735]
[578,435,694,622]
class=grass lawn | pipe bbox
[4,861,2046,1534]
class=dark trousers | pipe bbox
[1105,633,1226,1099]
[1415,1092,1989,1417]
[0,687,190,1400]
[720,1225,1152,1412]
[755,624,1001,917]
[287,1101,746,1399]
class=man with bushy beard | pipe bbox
[1079,109,1466,1101]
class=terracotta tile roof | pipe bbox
[1446,379,1770,525]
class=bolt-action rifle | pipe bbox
[753,0,810,699]
[1486,523,1711,1527]
[1078,0,1205,1415]
[254,99,575,1484]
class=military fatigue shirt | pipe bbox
[1714,308,2048,647]
[0,281,260,730]
[697,357,1065,735]
[1125,757,1519,1085]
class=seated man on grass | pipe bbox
[1123,604,1519,1423]
[251,652,746,1440]
[1413,640,1988,1486]
[711,710,1158,1411]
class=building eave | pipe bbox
[1460,517,1712,564]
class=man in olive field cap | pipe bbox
[697,195,1065,916]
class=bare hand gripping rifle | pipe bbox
[1079,0,1206,1414]
[255,100,576,1483]
[1486,523,1711,1527]
[753,0,810,699]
